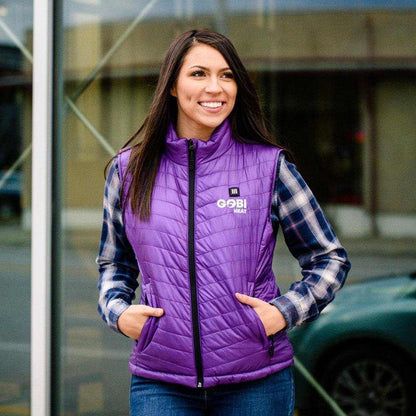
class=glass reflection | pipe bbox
[0,1,33,414]
[58,0,416,414]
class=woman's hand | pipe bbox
[235,293,287,336]
[117,305,164,339]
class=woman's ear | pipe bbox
[170,86,177,97]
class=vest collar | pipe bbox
[164,118,234,166]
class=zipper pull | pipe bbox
[188,139,195,153]
[188,140,195,170]
[268,335,275,357]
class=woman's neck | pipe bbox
[175,121,215,141]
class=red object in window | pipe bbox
[354,130,365,144]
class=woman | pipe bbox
[97,29,351,416]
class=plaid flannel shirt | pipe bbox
[96,152,351,333]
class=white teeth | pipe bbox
[200,102,223,108]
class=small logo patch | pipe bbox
[229,187,240,197]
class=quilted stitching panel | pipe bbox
[118,128,293,385]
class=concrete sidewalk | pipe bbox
[274,234,416,291]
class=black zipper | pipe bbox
[187,139,204,388]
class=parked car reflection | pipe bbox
[290,271,416,416]
[0,170,22,220]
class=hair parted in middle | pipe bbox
[120,28,291,221]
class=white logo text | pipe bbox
[217,198,247,214]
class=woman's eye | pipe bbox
[221,72,234,79]
[191,70,205,77]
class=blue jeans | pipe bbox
[130,366,295,416]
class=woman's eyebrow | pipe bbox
[188,65,232,71]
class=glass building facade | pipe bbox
[1,1,415,414]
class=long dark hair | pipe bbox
[120,29,291,221]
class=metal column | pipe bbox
[31,1,54,415]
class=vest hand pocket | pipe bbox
[135,293,160,354]
[247,305,268,348]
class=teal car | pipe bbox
[289,272,416,416]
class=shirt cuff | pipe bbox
[269,294,301,331]
[107,298,131,335]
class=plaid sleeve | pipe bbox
[96,157,139,334]
[269,152,351,330]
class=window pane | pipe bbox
[0,1,33,414]
[57,1,416,414]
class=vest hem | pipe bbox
[128,358,294,389]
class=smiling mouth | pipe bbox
[199,101,224,108]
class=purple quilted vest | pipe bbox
[118,118,294,389]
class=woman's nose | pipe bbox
[205,77,222,93]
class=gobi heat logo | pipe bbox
[217,187,247,214]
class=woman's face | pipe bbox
[171,43,237,141]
